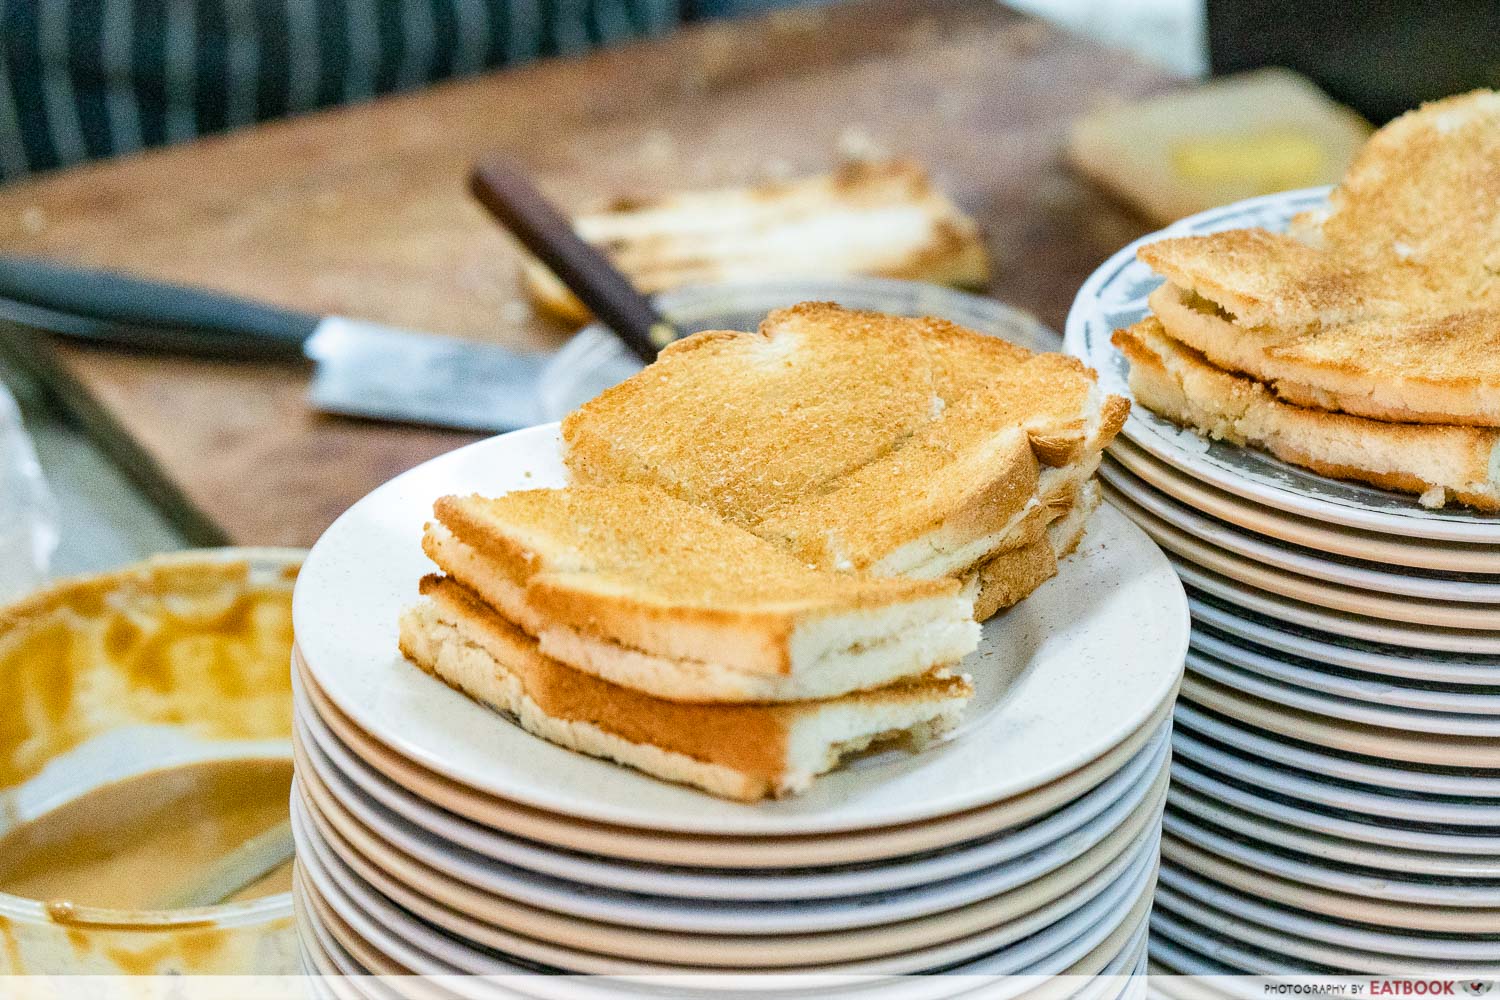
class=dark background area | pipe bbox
[1209,0,1500,122]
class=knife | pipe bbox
[0,167,682,432]
[0,255,554,431]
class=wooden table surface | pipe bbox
[0,0,1172,548]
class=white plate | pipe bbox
[1162,834,1500,935]
[1176,560,1500,655]
[1146,934,1245,978]
[1108,477,1500,613]
[1162,809,1500,907]
[297,683,1174,908]
[295,785,1163,976]
[1189,630,1500,718]
[1157,529,1500,630]
[1102,443,1500,574]
[1064,186,1500,544]
[1101,465,1500,602]
[293,423,1188,836]
[1172,725,1500,825]
[297,650,1178,869]
[299,752,1169,970]
[302,787,1163,979]
[1158,864,1500,963]
[1167,785,1500,879]
[1149,909,1317,976]
[1185,651,1500,738]
[1168,758,1500,856]
[1187,594,1500,685]
[300,763,1164,971]
[1174,702,1500,799]
[1153,886,1500,976]
[1181,672,1500,769]
[295,713,1171,936]
[299,781,1163,989]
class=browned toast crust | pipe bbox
[1114,318,1500,510]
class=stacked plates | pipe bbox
[1067,188,1500,977]
[288,423,1189,994]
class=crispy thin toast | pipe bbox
[1114,318,1500,510]
[1150,283,1500,425]
[564,303,1126,575]
[401,577,972,801]
[1293,90,1500,301]
[423,487,978,701]
[1134,91,1500,428]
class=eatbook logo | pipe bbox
[1460,984,1493,997]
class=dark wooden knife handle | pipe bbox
[470,158,671,365]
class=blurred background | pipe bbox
[1,0,1494,587]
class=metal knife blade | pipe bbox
[0,256,553,433]
[302,317,549,432]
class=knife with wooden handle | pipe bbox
[469,157,679,364]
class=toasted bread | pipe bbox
[400,577,972,801]
[423,487,978,701]
[1133,91,1500,430]
[1136,228,1416,330]
[1291,90,1500,303]
[564,302,1126,575]
[522,160,989,326]
[563,304,941,525]
[1114,318,1500,510]
[1151,282,1500,426]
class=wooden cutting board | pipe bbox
[0,0,1171,548]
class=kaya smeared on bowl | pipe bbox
[0,550,301,974]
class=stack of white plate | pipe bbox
[1067,188,1500,978]
[287,424,1189,995]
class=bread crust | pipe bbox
[1114,318,1500,510]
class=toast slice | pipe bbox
[1136,228,1416,330]
[1134,91,1500,428]
[563,303,942,525]
[1150,282,1500,426]
[522,160,989,325]
[564,302,1127,575]
[401,576,972,801]
[1290,90,1500,303]
[1114,318,1500,510]
[423,486,978,702]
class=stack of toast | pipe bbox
[1115,90,1500,510]
[401,303,1126,800]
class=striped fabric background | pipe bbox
[0,0,683,180]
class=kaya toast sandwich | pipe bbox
[402,486,977,800]
[1136,91,1500,429]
